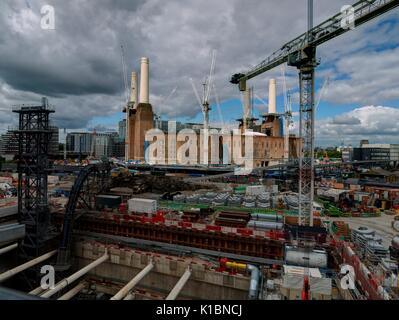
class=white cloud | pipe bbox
[316,105,399,146]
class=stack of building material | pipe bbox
[247,220,283,230]
[365,241,389,264]
[215,211,249,228]
[173,194,186,203]
[257,192,271,208]
[352,227,389,263]
[351,227,375,246]
[186,194,199,204]
[227,194,242,206]
[212,193,229,206]
[242,196,256,208]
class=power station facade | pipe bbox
[125,58,301,167]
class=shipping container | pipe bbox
[128,198,158,215]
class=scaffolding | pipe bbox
[12,98,55,260]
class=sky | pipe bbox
[0,0,398,147]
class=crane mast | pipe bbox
[230,0,399,226]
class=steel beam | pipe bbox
[110,262,154,300]
[165,267,192,300]
[58,282,86,300]
[41,251,108,298]
[0,250,57,283]
[0,243,18,256]
[75,231,284,266]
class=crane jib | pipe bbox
[231,0,399,85]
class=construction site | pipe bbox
[0,0,399,302]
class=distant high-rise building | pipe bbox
[66,131,124,158]
[353,143,399,162]
[341,146,353,163]
[360,140,369,147]
[66,132,92,156]
[118,119,126,140]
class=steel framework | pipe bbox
[230,0,399,226]
[12,99,55,259]
[296,58,317,226]
[56,163,110,271]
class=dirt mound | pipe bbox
[110,174,203,194]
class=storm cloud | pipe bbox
[0,0,398,144]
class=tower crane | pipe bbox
[281,66,293,162]
[191,50,217,131]
[230,0,399,226]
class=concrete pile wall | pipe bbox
[74,242,250,300]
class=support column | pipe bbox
[58,282,86,300]
[165,267,191,300]
[0,250,57,283]
[111,262,154,300]
[0,243,18,256]
[41,251,108,298]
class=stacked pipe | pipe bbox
[247,213,283,230]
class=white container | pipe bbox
[246,185,265,196]
[128,198,158,214]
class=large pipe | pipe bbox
[41,251,109,298]
[123,292,135,300]
[247,264,260,300]
[268,79,276,114]
[0,250,57,283]
[58,282,86,300]
[139,57,150,104]
[110,261,154,300]
[0,243,18,256]
[29,286,47,296]
[165,267,191,300]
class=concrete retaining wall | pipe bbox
[74,242,250,300]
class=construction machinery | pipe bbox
[230,0,399,226]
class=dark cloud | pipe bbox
[332,115,361,125]
[0,0,397,138]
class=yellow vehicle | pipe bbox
[111,167,132,178]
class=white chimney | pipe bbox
[139,57,149,104]
[268,78,276,114]
[129,71,138,108]
[243,87,251,120]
